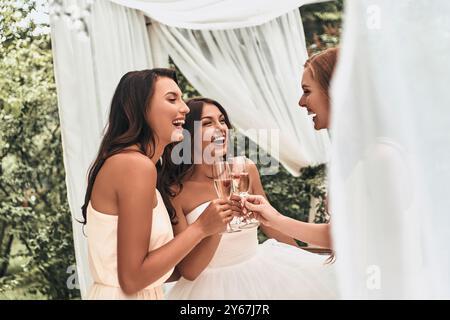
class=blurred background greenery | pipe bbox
[0,0,342,299]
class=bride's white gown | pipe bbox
[167,201,339,299]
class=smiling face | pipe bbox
[299,67,330,130]
[197,102,229,160]
[147,76,190,145]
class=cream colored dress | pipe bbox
[86,189,174,299]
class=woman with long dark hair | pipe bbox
[158,97,338,299]
[82,69,239,299]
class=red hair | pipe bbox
[304,47,339,99]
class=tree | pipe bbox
[0,0,78,299]
[300,0,343,54]
[0,0,342,299]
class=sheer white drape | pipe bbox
[330,0,450,299]
[50,0,163,298]
[109,0,326,29]
[151,10,330,174]
[50,0,331,299]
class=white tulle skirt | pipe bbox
[166,239,339,300]
[87,284,164,300]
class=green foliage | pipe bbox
[170,57,199,100]
[0,0,78,299]
[261,164,328,223]
[0,0,342,299]
[300,0,343,55]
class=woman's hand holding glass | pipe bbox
[240,194,283,228]
[229,156,259,229]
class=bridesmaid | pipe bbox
[81,69,240,299]
[243,48,339,250]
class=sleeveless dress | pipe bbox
[86,190,174,299]
[166,201,339,299]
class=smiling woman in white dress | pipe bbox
[81,69,238,299]
[158,98,338,299]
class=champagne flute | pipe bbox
[212,160,241,233]
[230,156,259,229]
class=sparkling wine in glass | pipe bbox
[230,156,259,229]
[213,178,233,200]
[213,160,241,233]
[234,172,250,195]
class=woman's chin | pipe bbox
[213,145,227,157]
[313,117,323,130]
[170,129,184,142]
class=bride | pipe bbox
[158,97,338,299]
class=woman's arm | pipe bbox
[165,268,181,283]
[172,196,242,281]
[247,162,299,247]
[268,215,331,249]
[114,155,230,294]
[244,194,332,249]
[171,198,222,281]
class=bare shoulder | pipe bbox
[245,158,266,195]
[246,159,260,177]
[107,152,155,170]
[104,152,157,183]
[90,151,157,214]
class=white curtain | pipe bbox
[50,0,164,298]
[109,0,326,29]
[50,0,331,298]
[330,0,450,299]
[151,10,330,174]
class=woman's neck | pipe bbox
[149,142,165,165]
[127,142,165,165]
[191,163,214,181]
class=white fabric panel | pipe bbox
[330,0,450,299]
[50,0,163,298]
[151,10,330,174]
[109,0,328,30]
[50,0,331,298]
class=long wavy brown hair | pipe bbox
[156,97,232,221]
[305,47,339,263]
[81,68,178,225]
